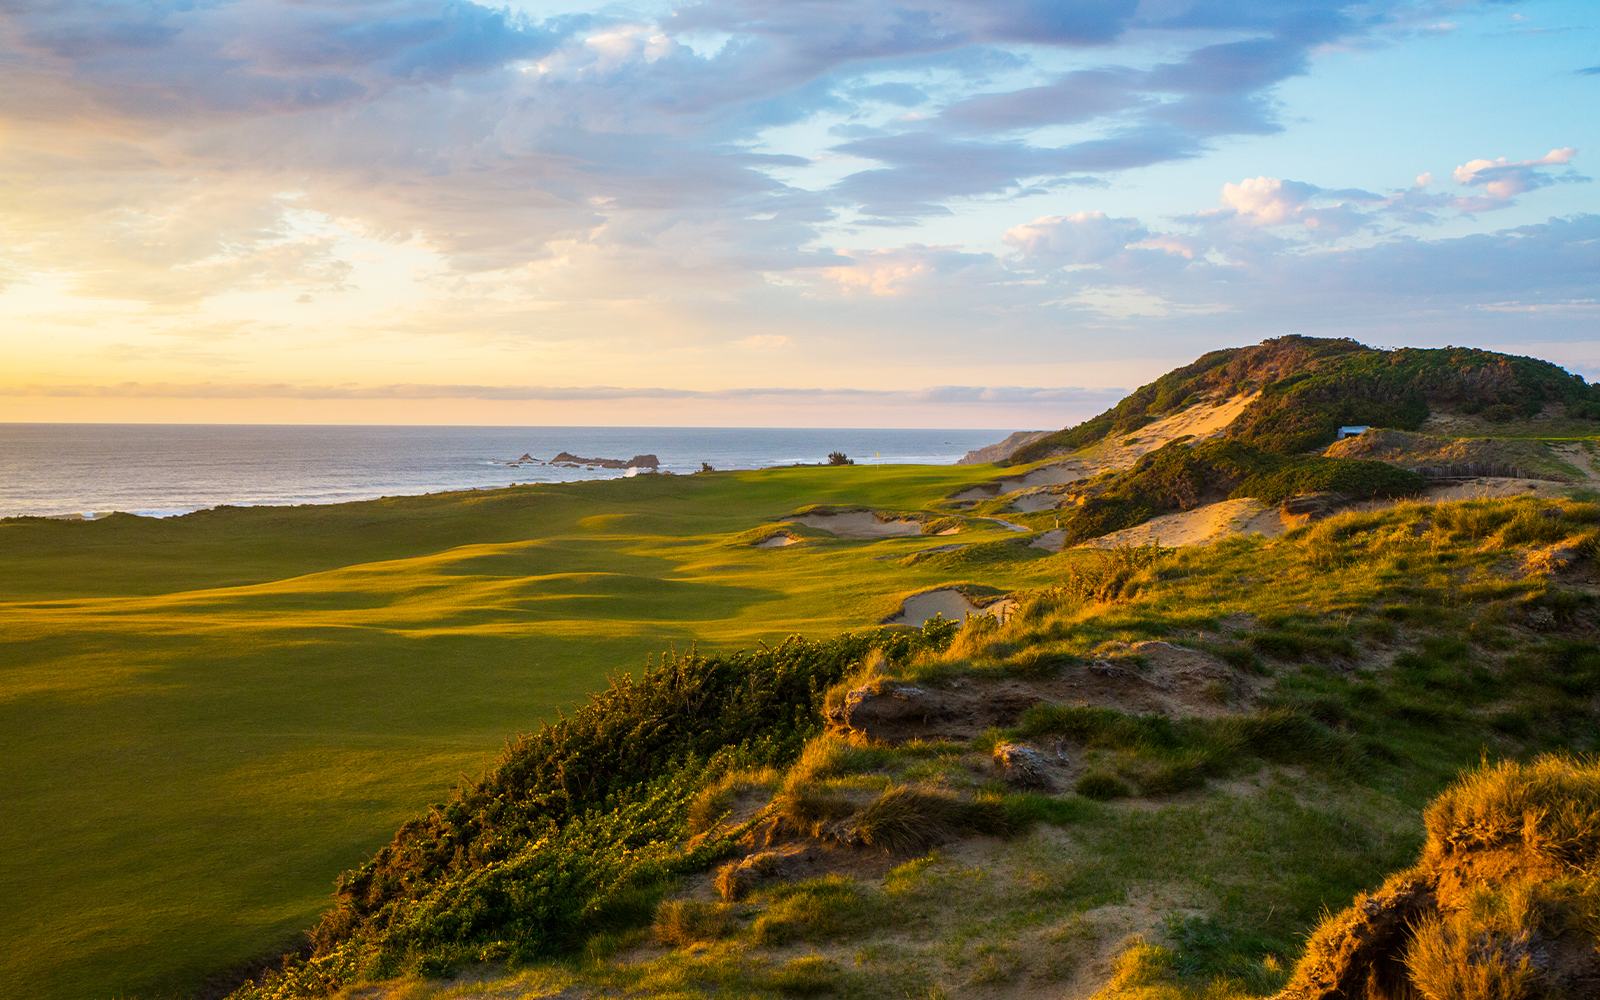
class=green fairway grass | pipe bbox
[1,464,1050,1000]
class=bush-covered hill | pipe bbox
[1055,439,1426,546]
[1010,336,1600,463]
[229,494,1600,1000]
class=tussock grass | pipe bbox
[653,900,734,946]
[1423,754,1600,866]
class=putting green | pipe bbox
[0,463,1064,1000]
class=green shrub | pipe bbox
[1231,458,1424,505]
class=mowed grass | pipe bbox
[0,463,1044,1000]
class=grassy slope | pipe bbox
[0,463,1062,1000]
[233,494,1600,1000]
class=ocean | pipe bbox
[0,424,1012,519]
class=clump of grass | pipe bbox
[843,786,962,854]
[715,851,788,902]
[654,900,734,946]
[1422,753,1600,866]
[1405,890,1540,1000]
[1076,772,1132,800]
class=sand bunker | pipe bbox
[1010,492,1061,513]
[883,588,1014,626]
[1078,498,1286,550]
[756,533,799,547]
[790,511,923,539]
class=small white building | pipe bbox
[1337,425,1372,439]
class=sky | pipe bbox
[1,0,1596,428]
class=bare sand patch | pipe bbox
[882,587,1014,627]
[789,511,923,538]
[1071,392,1259,474]
[952,392,1261,504]
[1030,529,1066,552]
[1078,498,1285,549]
[1550,442,1600,483]
[1011,492,1061,513]
[755,533,798,547]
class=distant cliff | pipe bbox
[955,430,1051,465]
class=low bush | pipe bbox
[1230,458,1424,505]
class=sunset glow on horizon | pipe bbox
[3,0,1597,427]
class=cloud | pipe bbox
[1216,176,1322,224]
[1452,148,1583,202]
[1003,212,1149,263]
[3,380,1124,406]
[821,244,995,296]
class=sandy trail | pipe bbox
[883,588,1015,626]
[789,512,923,539]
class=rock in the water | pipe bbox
[551,451,634,469]
[628,454,660,468]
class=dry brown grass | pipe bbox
[1277,755,1600,1000]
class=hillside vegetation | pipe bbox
[226,493,1600,1000]
[1011,337,1600,464]
[1000,337,1600,546]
